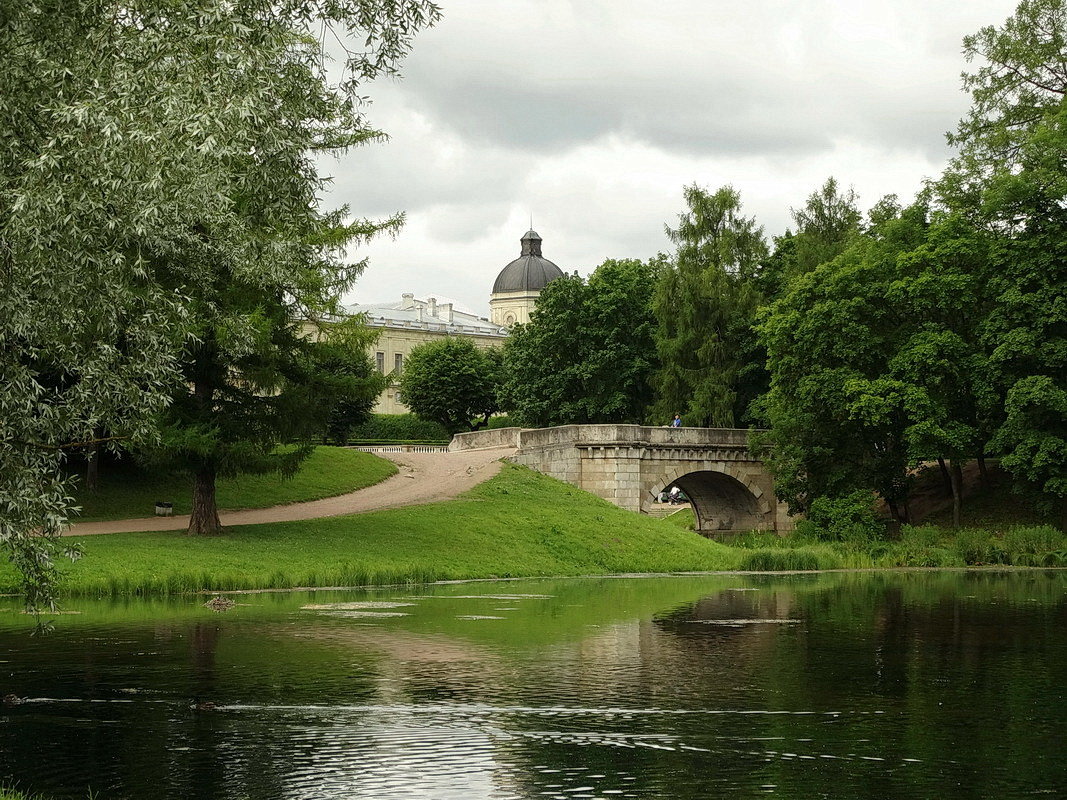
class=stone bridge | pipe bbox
[449,425,793,535]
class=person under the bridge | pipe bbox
[670,413,682,427]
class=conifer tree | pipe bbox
[651,185,767,427]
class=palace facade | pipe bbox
[348,228,565,414]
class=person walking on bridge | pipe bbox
[670,414,682,428]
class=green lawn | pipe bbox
[72,446,398,521]
[10,463,740,597]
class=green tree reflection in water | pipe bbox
[0,573,1064,799]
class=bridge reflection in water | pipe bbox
[450,425,794,537]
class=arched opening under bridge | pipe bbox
[648,468,772,535]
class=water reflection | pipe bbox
[1,572,1064,799]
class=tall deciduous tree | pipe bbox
[500,258,660,426]
[940,0,1067,528]
[757,201,997,525]
[1,0,439,600]
[651,185,767,427]
[399,338,502,434]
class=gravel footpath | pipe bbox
[64,446,516,536]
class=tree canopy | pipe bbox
[500,258,660,426]
[399,338,502,434]
[650,185,767,428]
[1,0,438,602]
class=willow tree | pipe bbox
[651,185,767,428]
[1,0,438,603]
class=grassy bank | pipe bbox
[666,490,1066,570]
[72,447,397,521]
[7,464,739,597]
[720,524,1067,571]
[0,790,48,800]
[7,463,1063,601]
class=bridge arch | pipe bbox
[647,464,773,534]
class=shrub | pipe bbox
[347,414,450,443]
[953,528,993,565]
[740,547,841,571]
[1003,525,1065,558]
[487,415,517,429]
[727,531,795,550]
[899,525,945,548]
[797,491,885,543]
[873,543,964,568]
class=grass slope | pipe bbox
[8,464,739,597]
[72,447,397,521]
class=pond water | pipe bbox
[1,571,1065,799]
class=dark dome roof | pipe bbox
[492,229,565,294]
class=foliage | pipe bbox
[1,0,440,595]
[348,413,451,443]
[939,0,1067,527]
[756,206,921,513]
[946,0,1067,193]
[500,258,660,426]
[398,338,502,433]
[71,447,396,521]
[739,547,842,571]
[795,491,885,542]
[651,185,767,427]
[757,198,1005,525]
[788,177,862,277]
[318,334,388,446]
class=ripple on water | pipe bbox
[405,594,553,600]
[301,602,417,610]
[683,618,801,625]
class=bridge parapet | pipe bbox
[449,427,522,451]
[449,424,754,452]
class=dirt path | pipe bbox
[65,446,516,536]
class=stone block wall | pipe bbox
[449,427,522,451]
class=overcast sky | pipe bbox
[326,0,1019,316]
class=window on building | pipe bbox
[375,351,385,373]
[394,353,403,374]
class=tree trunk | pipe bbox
[887,499,902,523]
[937,456,952,495]
[949,460,964,529]
[977,455,989,488]
[902,495,912,525]
[85,442,99,493]
[188,466,222,535]
[1061,496,1067,534]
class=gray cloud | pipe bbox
[383,0,1008,160]
[325,0,1020,312]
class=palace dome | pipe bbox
[492,229,565,294]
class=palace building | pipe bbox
[348,228,565,414]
